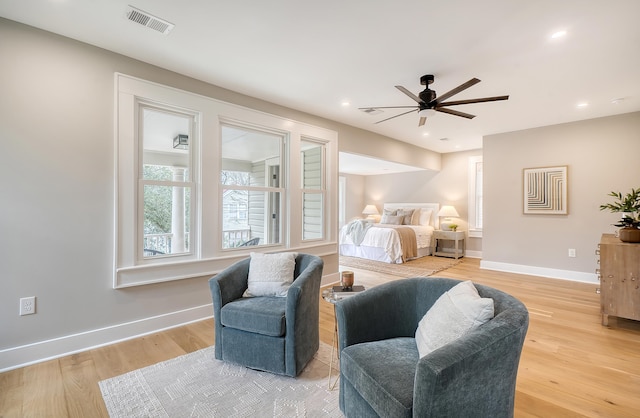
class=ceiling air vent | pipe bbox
[125,6,175,35]
[360,108,383,116]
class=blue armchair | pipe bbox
[209,253,324,377]
[336,277,529,418]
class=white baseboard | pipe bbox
[0,304,213,373]
[464,250,482,258]
[480,260,598,284]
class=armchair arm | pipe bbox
[209,258,251,308]
[284,255,324,376]
[336,279,420,352]
[413,310,529,417]
[208,258,251,358]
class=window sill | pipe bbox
[114,242,338,288]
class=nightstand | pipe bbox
[433,230,465,259]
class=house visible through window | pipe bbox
[220,123,284,249]
[301,139,325,241]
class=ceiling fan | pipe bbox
[360,74,509,126]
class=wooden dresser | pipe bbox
[598,233,640,325]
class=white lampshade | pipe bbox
[437,205,459,218]
[362,204,379,216]
[438,205,459,230]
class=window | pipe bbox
[220,124,284,249]
[301,139,325,240]
[140,106,194,258]
[114,74,337,288]
[468,156,483,237]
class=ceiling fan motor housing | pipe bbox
[419,88,436,104]
[419,75,436,104]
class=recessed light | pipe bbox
[551,30,567,40]
[341,100,350,107]
[422,132,430,137]
[576,102,588,108]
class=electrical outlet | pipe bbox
[20,296,36,316]
[568,248,576,258]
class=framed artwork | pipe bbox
[523,166,568,214]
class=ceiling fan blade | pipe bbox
[418,116,427,127]
[395,85,422,104]
[358,106,419,110]
[374,108,418,124]
[435,107,476,119]
[434,78,481,104]
[438,95,509,107]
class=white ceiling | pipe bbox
[2,0,639,161]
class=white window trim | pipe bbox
[468,155,483,238]
[114,73,338,288]
[338,176,346,230]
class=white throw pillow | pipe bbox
[244,252,297,297]
[415,280,494,357]
[419,209,433,226]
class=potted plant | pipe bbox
[599,188,640,243]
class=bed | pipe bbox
[339,203,440,264]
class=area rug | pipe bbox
[339,255,460,278]
[99,343,342,418]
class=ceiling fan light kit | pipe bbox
[418,108,436,118]
[360,74,509,126]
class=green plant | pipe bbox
[600,188,640,229]
[449,224,458,231]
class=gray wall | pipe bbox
[483,111,640,279]
[0,18,438,367]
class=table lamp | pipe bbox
[438,205,459,230]
[362,204,380,221]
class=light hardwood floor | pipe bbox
[2,258,639,417]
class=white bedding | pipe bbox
[339,224,434,263]
[339,203,440,264]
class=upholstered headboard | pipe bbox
[383,203,440,229]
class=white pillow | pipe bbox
[419,209,433,226]
[244,252,297,297]
[415,280,494,357]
